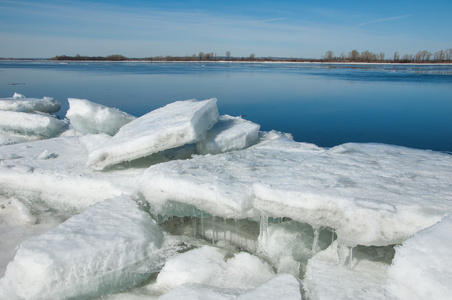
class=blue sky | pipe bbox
[0,0,451,58]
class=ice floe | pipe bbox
[66,98,136,135]
[87,98,219,170]
[196,115,260,155]
[385,216,452,300]
[0,93,61,113]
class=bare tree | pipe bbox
[323,50,335,61]
[249,53,256,60]
[393,52,400,61]
[226,51,231,60]
[349,50,360,62]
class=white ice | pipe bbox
[154,245,274,292]
[87,98,219,170]
[139,132,452,246]
[158,273,302,300]
[66,98,136,136]
[0,111,66,139]
[0,93,61,113]
[1,97,451,299]
[196,115,260,155]
[0,195,163,300]
[303,241,392,299]
[0,136,147,213]
[385,216,452,300]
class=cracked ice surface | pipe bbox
[139,132,452,246]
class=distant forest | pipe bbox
[42,48,452,63]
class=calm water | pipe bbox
[1,61,451,152]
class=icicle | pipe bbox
[192,218,197,237]
[349,246,354,269]
[200,212,204,238]
[259,214,268,246]
[212,216,216,244]
[337,241,349,266]
[235,218,239,245]
[312,228,320,254]
[223,218,227,241]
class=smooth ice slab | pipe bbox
[66,98,136,135]
[0,93,60,113]
[385,216,452,300]
[0,111,66,139]
[88,98,219,170]
[196,115,260,155]
[0,195,163,300]
[139,132,452,246]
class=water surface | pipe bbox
[1,61,451,152]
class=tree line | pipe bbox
[321,49,452,63]
[48,49,452,63]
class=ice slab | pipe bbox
[139,132,452,246]
[0,111,66,139]
[155,245,274,292]
[196,115,260,155]
[0,93,61,113]
[88,98,219,170]
[0,195,163,300]
[385,216,452,300]
[0,137,146,213]
[303,241,393,299]
[66,98,136,135]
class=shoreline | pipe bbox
[1,58,452,66]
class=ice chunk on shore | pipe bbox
[88,98,219,170]
[155,245,274,292]
[66,98,136,135]
[196,115,260,155]
[139,134,452,246]
[0,111,66,139]
[385,216,452,300]
[0,93,61,113]
[0,195,163,300]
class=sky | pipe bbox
[0,0,451,59]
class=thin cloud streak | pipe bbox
[357,14,411,27]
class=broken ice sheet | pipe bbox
[87,98,220,171]
[139,134,452,246]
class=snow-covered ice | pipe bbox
[66,98,136,135]
[87,98,219,170]
[0,93,61,113]
[0,111,66,139]
[155,245,274,291]
[196,115,260,155]
[140,132,452,246]
[0,195,163,300]
[385,216,452,300]
[1,96,451,299]
[303,241,394,299]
